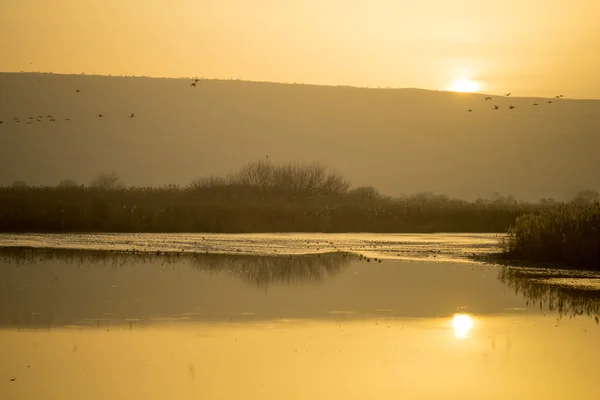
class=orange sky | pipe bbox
[2,0,599,98]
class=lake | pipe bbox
[1,233,599,399]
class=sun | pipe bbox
[452,313,474,339]
[448,78,481,93]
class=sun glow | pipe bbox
[452,313,474,339]
[449,78,481,93]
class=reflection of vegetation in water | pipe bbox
[0,248,350,288]
[498,266,600,322]
[190,253,349,288]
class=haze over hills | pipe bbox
[1,72,599,201]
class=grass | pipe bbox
[500,202,600,270]
[0,160,552,233]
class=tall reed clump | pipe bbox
[500,202,600,270]
[0,160,548,234]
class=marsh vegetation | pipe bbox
[500,201,600,270]
[0,160,549,233]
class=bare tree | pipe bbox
[58,179,78,189]
[89,171,123,190]
[572,189,600,204]
[11,181,27,188]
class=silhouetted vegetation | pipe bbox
[500,202,600,270]
[498,266,600,321]
[0,160,565,233]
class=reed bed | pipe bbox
[500,202,600,270]
[1,160,548,233]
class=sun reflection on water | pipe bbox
[452,313,474,339]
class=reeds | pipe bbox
[500,202,600,269]
[0,160,547,234]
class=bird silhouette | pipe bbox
[467,109,473,112]
[485,97,492,101]
[98,114,103,117]
[28,117,33,120]
[547,101,553,104]
[509,105,516,110]
[65,118,70,121]
[76,89,80,93]
[0,121,3,124]
[506,93,511,96]
[130,113,135,118]
[493,105,499,110]
[194,79,200,83]
[533,103,539,106]
[191,82,196,87]
[50,119,56,122]
[555,95,560,99]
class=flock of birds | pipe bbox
[466,92,565,113]
[0,77,568,124]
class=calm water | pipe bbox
[1,233,599,399]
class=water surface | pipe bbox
[1,234,599,399]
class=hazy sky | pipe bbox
[2,0,599,98]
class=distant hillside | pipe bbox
[1,72,599,201]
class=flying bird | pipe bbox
[493,105,499,110]
[50,119,56,122]
[467,109,473,112]
[98,114,103,117]
[65,118,70,121]
[191,82,196,87]
[130,113,135,118]
[0,121,3,124]
[547,101,553,104]
[194,79,200,83]
[76,89,80,93]
[485,97,492,101]
[533,103,539,106]
[506,93,511,96]
[509,105,516,110]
